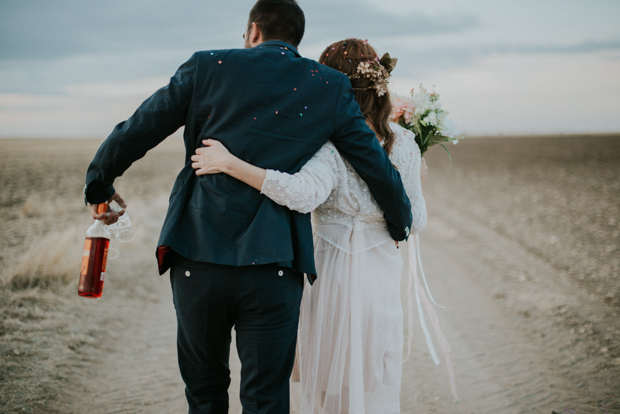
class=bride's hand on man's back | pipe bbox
[191,139,232,175]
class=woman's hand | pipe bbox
[420,157,428,182]
[191,139,233,175]
[191,139,267,191]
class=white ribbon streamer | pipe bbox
[403,234,459,401]
[416,235,445,309]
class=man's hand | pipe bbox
[191,139,232,176]
[420,157,428,182]
[89,191,127,225]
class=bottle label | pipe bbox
[80,239,92,275]
[101,246,108,272]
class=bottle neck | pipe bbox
[87,219,111,238]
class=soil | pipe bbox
[0,135,618,413]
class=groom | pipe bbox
[84,0,412,412]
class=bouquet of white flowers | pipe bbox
[390,85,460,157]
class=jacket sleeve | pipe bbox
[84,53,197,204]
[260,142,340,214]
[329,77,413,241]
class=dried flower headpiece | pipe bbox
[348,53,397,97]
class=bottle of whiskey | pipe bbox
[78,203,111,298]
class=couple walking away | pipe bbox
[84,0,428,413]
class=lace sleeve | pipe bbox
[392,127,427,235]
[260,142,340,214]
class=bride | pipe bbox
[191,38,427,414]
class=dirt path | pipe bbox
[55,195,244,414]
[401,210,620,413]
[63,195,619,413]
[63,273,243,414]
[5,137,617,413]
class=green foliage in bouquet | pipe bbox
[391,85,460,158]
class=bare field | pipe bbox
[0,137,186,413]
[423,134,620,308]
[415,135,620,413]
[0,135,619,413]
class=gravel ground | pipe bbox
[0,135,618,413]
[422,134,620,309]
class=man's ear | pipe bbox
[248,22,264,47]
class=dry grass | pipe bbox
[0,137,184,413]
[3,226,83,291]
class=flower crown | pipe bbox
[348,53,397,97]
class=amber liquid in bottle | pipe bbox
[78,237,109,298]
[78,203,110,298]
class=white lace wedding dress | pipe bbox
[260,123,427,414]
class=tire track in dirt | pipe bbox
[400,207,620,413]
[66,191,620,413]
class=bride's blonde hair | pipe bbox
[319,39,396,156]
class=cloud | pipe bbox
[0,0,478,63]
[304,7,478,43]
[0,0,247,62]
[481,40,620,56]
[0,0,481,95]
[0,77,168,137]
[2,1,620,136]
[371,38,620,82]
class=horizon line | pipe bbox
[1,132,620,140]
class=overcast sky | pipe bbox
[1,0,619,137]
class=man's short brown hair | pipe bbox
[248,0,305,48]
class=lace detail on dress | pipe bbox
[261,123,426,234]
[313,123,427,233]
[261,142,342,214]
[389,125,427,235]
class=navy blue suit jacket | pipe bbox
[85,41,412,276]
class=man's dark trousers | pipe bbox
[170,253,304,414]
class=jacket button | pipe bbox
[278,270,284,276]
[185,271,191,277]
